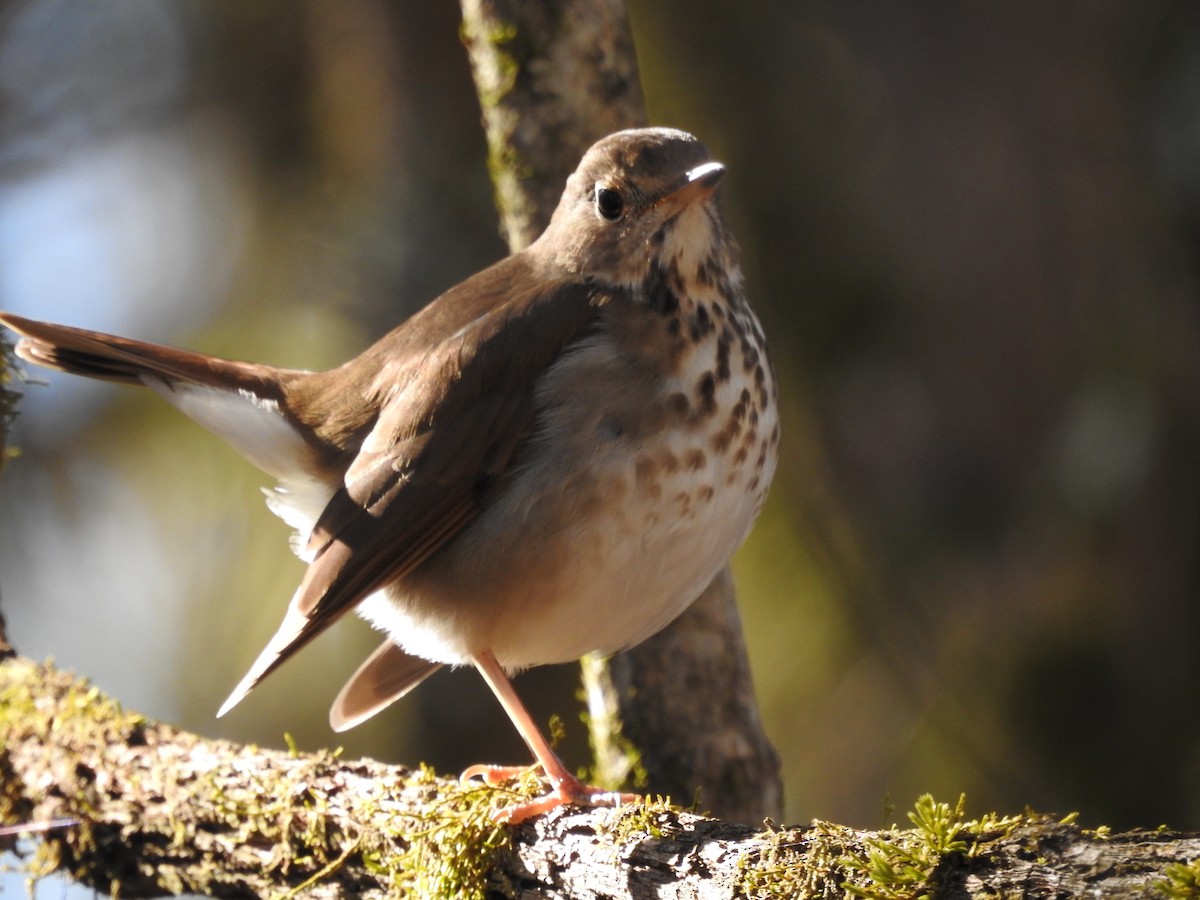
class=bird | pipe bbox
[1,127,779,823]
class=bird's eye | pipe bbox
[595,186,624,221]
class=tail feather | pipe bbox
[330,639,443,731]
[0,312,325,483]
[0,312,297,395]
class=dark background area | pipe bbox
[1,0,1197,842]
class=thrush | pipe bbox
[2,127,779,822]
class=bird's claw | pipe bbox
[460,764,638,824]
[460,762,539,787]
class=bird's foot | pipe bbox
[460,764,638,824]
[460,762,536,787]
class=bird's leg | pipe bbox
[461,650,638,823]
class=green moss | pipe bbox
[0,658,528,898]
[579,712,649,793]
[16,664,1164,898]
[578,661,650,792]
[842,795,1025,900]
[372,764,518,899]
[168,752,523,898]
[459,17,520,110]
[457,12,537,234]
[1157,858,1200,899]
[0,659,149,892]
[595,794,679,850]
[736,795,1029,900]
[737,819,864,900]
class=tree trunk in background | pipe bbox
[459,0,783,823]
[459,0,645,249]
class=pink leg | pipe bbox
[461,650,638,823]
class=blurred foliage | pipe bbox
[0,0,1198,837]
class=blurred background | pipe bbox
[1,1,1198,874]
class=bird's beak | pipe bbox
[658,161,725,214]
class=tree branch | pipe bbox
[3,657,1197,898]
[459,0,646,250]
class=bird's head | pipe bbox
[536,128,730,288]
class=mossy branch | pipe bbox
[2,656,1198,899]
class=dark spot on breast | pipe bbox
[755,375,770,409]
[742,344,759,372]
[715,335,732,382]
[719,279,741,307]
[644,263,681,316]
[684,448,706,471]
[656,217,677,245]
[712,396,748,455]
[755,443,769,470]
[689,302,713,342]
[729,314,747,342]
[750,318,767,346]
[697,484,715,503]
[696,372,717,416]
[667,392,690,418]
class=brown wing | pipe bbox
[218,270,609,715]
[329,639,443,732]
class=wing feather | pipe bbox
[219,273,609,715]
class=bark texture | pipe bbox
[3,657,1197,899]
[580,570,783,825]
[459,0,784,825]
[459,0,646,250]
